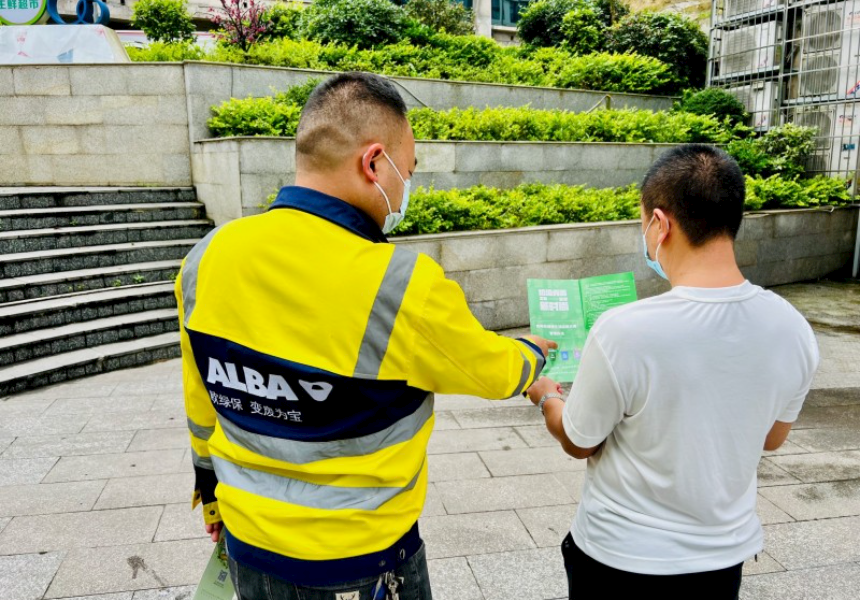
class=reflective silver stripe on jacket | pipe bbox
[354,247,418,379]
[211,455,425,511]
[188,417,215,441]
[181,226,222,326]
[218,394,434,465]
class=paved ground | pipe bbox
[2,281,860,600]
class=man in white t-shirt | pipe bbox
[527,144,820,598]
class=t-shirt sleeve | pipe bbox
[562,333,627,449]
[777,324,821,423]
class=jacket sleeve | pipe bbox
[408,258,545,399]
[175,266,221,525]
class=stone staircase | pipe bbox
[0,188,213,396]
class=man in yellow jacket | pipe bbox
[176,72,554,600]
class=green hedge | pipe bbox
[266,177,853,236]
[127,36,679,94]
[209,96,743,144]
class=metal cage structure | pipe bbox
[708,0,860,189]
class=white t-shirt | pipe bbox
[563,281,819,575]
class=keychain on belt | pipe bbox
[372,571,404,600]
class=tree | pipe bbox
[404,0,474,36]
[131,0,196,44]
[209,0,269,52]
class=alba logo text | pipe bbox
[206,358,333,402]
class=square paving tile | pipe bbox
[0,506,163,555]
[551,471,587,503]
[760,480,860,521]
[126,429,188,453]
[768,451,860,483]
[83,412,186,433]
[0,551,64,600]
[788,429,860,453]
[763,516,860,570]
[743,552,785,576]
[420,511,535,559]
[45,539,212,598]
[154,504,207,543]
[428,428,528,455]
[479,447,584,477]
[0,414,90,436]
[434,411,461,431]
[468,547,567,600]
[516,504,576,548]
[0,457,58,486]
[740,563,860,600]
[452,407,544,429]
[436,474,571,515]
[44,450,187,483]
[757,494,794,525]
[45,396,155,416]
[2,431,133,459]
[95,473,195,510]
[757,458,802,487]
[427,557,484,600]
[428,453,490,482]
[0,480,106,517]
[422,483,446,518]
[513,426,557,448]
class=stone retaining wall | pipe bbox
[0,64,191,187]
[394,208,860,330]
[191,137,680,226]
[0,62,675,188]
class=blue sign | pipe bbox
[46,0,110,24]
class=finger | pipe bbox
[547,341,559,349]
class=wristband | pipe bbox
[538,394,565,415]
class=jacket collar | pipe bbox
[269,186,388,244]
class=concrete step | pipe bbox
[0,331,180,396]
[0,308,179,366]
[0,260,182,303]
[0,203,207,231]
[0,220,212,254]
[0,239,197,279]
[0,282,176,336]
[0,187,198,211]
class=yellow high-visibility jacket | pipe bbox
[177,186,544,585]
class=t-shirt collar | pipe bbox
[670,280,759,302]
[268,186,388,244]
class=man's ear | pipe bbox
[361,144,385,183]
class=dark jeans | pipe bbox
[228,543,433,600]
[561,533,743,599]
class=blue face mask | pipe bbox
[374,151,411,235]
[642,215,669,280]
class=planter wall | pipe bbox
[0,62,674,188]
[191,137,680,226]
[396,208,860,330]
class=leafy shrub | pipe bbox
[210,86,743,143]
[259,2,305,41]
[678,88,748,126]
[727,124,818,179]
[589,0,630,28]
[302,0,410,48]
[745,175,851,210]
[208,96,303,137]
[561,5,606,55]
[607,11,708,90]
[404,0,474,36]
[555,52,673,94]
[126,41,206,62]
[517,0,582,47]
[131,0,195,44]
[131,36,677,94]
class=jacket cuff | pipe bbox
[192,464,220,523]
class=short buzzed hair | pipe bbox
[641,144,745,247]
[296,72,408,171]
